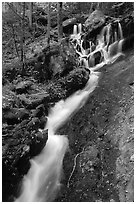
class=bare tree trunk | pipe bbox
[21,2,25,74]
[57,2,63,41]
[11,23,20,59]
[28,2,33,30]
[47,2,51,48]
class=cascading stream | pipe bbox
[15,71,100,202]
[15,20,125,202]
[71,22,124,71]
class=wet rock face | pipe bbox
[120,14,134,50]
[63,18,77,34]
[64,68,90,94]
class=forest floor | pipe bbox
[56,49,134,202]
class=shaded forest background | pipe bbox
[2,2,133,67]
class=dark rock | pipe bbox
[39,116,47,129]
[129,81,134,86]
[16,145,31,174]
[94,51,102,65]
[30,129,48,157]
[2,61,22,83]
[64,68,90,94]
[3,86,23,110]
[13,119,30,133]
[17,108,30,121]
[63,18,77,34]
[37,15,48,26]
[32,104,46,118]
[15,80,33,94]
[3,111,19,125]
[20,93,49,110]
[3,108,30,125]
[27,117,41,131]
[81,13,89,22]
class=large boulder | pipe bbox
[45,67,90,103]
[41,38,78,80]
[15,80,33,94]
[84,10,106,37]
[32,38,78,83]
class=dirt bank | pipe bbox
[56,49,134,202]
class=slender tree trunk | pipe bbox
[29,2,33,30]
[47,2,51,48]
[2,2,7,13]
[97,2,100,9]
[21,2,25,74]
[57,2,63,41]
[11,23,20,59]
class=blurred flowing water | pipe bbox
[15,21,124,202]
[72,22,124,71]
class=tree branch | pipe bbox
[7,2,26,21]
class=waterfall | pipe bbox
[118,22,123,40]
[15,71,100,202]
[71,21,125,71]
[106,23,111,46]
[115,31,118,42]
[73,24,77,35]
[78,23,82,33]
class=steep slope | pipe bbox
[56,50,134,202]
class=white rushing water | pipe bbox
[16,71,100,202]
[16,20,124,202]
[71,22,124,71]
